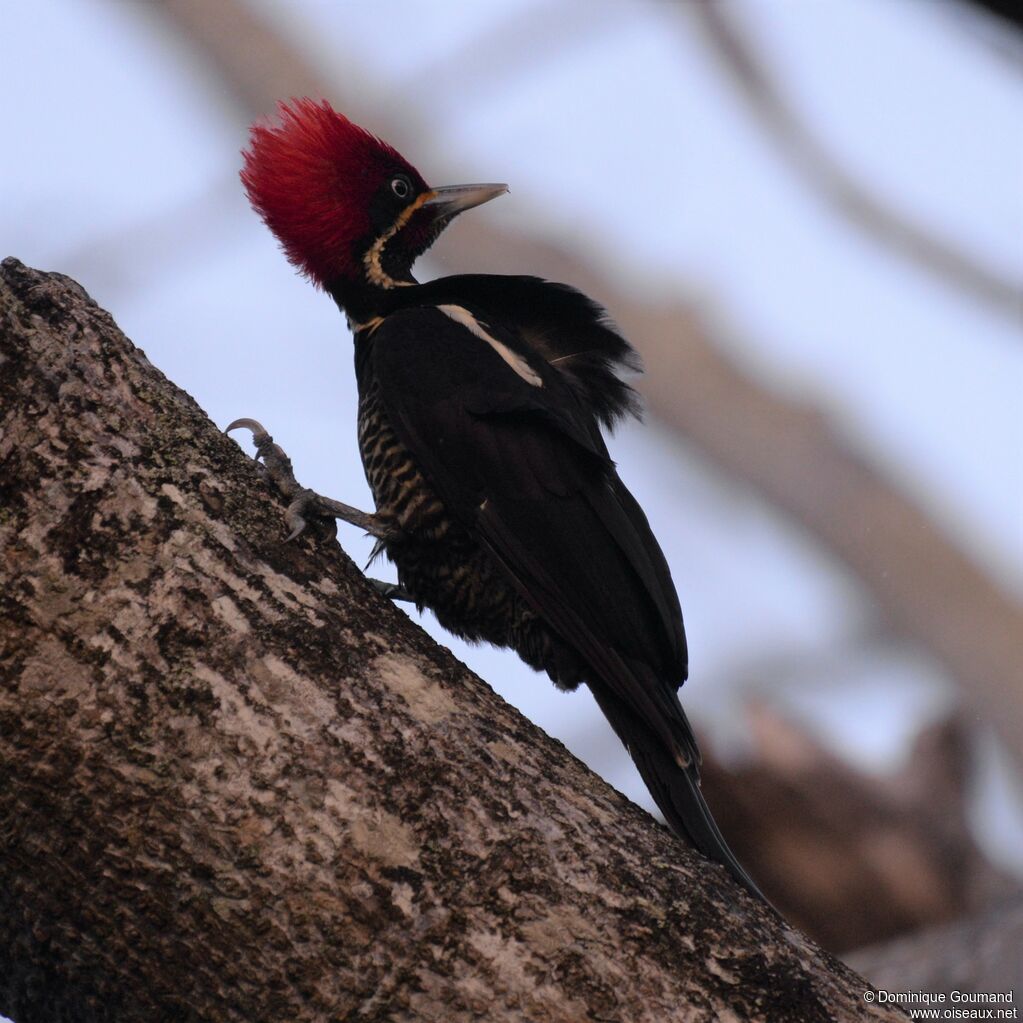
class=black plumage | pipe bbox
[345,280,762,901]
[239,100,764,903]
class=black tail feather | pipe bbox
[590,684,769,905]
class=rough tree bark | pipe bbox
[0,259,904,1022]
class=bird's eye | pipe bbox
[390,175,412,199]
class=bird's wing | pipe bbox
[370,304,690,760]
[416,274,643,428]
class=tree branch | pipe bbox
[847,895,1023,1009]
[701,711,1013,954]
[956,0,1023,36]
[0,260,900,1022]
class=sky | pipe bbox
[2,0,1022,950]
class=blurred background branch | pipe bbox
[686,1,1021,324]
[701,709,1013,952]
[957,0,1023,36]
[848,894,1023,1006]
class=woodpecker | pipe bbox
[234,99,764,902]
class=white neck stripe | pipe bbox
[437,305,543,388]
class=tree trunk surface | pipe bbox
[0,259,903,1022]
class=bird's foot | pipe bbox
[368,579,414,603]
[226,417,394,542]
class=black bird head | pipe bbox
[241,99,507,290]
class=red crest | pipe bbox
[241,99,427,288]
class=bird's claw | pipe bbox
[225,417,269,441]
[369,579,414,603]
[284,488,318,542]
[226,418,282,466]
[227,417,393,543]
[228,418,314,539]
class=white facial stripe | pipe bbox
[364,244,399,289]
[437,305,543,388]
[347,314,384,335]
[363,190,435,289]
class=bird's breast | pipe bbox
[356,374,450,539]
[355,371,583,685]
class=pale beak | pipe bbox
[423,183,508,219]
